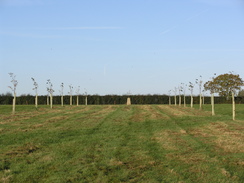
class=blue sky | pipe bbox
[1,0,244,96]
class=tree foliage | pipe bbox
[8,73,18,95]
[204,73,243,99]
[31,77,38,94]
[204,80,218,94]
[238,89,244,96]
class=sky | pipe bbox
[0,0,244,96]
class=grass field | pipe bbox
[0,104,243,182]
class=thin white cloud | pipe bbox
[195,0,243,7]
[159,49,244,52]
[0,31,107,41]
[160,8,209,35]
[185,8,209,22]
[160,26,178,35]
[0,26,123,39]
[0,31,62,38]
[36,27,124,30]
[1,0,43,6]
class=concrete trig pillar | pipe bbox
[127,97,131,105]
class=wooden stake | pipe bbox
[232,92,235,121]
[211,93,215,116]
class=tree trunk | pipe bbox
[85,96,88,106]
[199,94,202,110]
[184,95,186,107]
[35,94,38,109]
[190,95,193,108]
[211,93,215,116]
[47,95,49,105]
[174,95,177,106]
[232,92,235,121]
[77,95,79,106]
[12,94,16,114]
[50,94,53,109]
[61,95,63,107]
[70,95,72,105]
[179,95,181,106]
[169,96,171,105]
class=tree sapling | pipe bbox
[31,77,38,109]
[8,73,18,114]
[46,79,54,109]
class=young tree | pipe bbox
[196,75,203,110]
[84,88,88,106]
[76,86,80,106]
[188,82,194,108]
[173,87,177,106]
[46,79,54,109]
[202,89,205,105]
[178,85,183,106]
[204,74,217,116]
[206,72,243,100]
[46,92,49,105]
[69,85,73,105]
[8,73,18,114]
[181,83,187,107]
[31,77,38,109]
[232,89,236,120]
[168,90,171,105]
[60,83,64,107]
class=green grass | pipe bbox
[0,104,243,182]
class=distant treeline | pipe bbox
[1,94,244,105]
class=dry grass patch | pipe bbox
[121,106,132,111]
[152,129,216,165]
[130,109,147,122]
[109,158,124,166]
[74,105,116,116]
[120,153,155,172]
[157,105,190,117]
[189,129,209,137]
[5,143,40,158]
[0,111,43,124]
[74,106,117,127]
[1,171,12,183]
[152,130,189,151]
[131,105,168,122]
[64,106,91,114]
[166,152,209,164]
[109,148,158,174]
[87,106,116,118]
[91,105,116,116]
[189,121,244,153]
[46,116,68,123]
[31,124,44,129]
[205,122,244,153]
[157,105,211,117]
[39,155,53,162]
